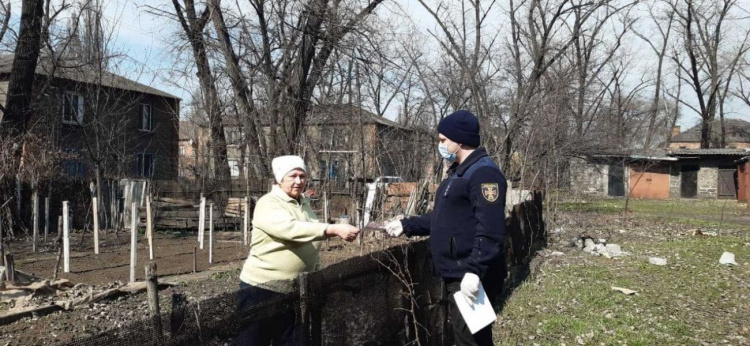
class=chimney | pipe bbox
[671,126,681,137]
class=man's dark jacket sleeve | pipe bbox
[465,166,506,279]
[401,211,431,236]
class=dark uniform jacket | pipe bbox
[401,148,507,291]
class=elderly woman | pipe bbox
[233,155,359,345]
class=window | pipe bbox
[332,133,349,148]
[136,152,155,178]
[61,149,84,179]
[179,145,186,156]
[228,159,240,177]
[140,104,153,131]
[62,93,84,124]
[225,128,242,145]
[329,160,339,180]
[319,160,327,179]
[62,160,85,179]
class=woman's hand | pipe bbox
[325,224,360,242]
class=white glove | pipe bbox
[460,273,481,304]
[385,220,403,237]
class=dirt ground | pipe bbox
[0,229,401,345]
[9,230,251,285]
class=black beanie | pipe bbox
[437,110,480,147]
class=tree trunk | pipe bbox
[172,0,230,210]
[208,0,268,176]
[1,0,43,136]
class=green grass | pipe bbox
[495,214,750,345]
[209,268,240,281]
[558,198,750,230]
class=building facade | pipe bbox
[0,55,181,181]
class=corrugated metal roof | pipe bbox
[667,148,750,156]
[584,148,750,161]
[0,54,179,100]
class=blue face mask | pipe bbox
[438,144,458,163]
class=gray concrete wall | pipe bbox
[698,166,719,198]
[670,165,681,199]
[570,158,608,197]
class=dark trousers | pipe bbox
[445,280,499,346]
[232,282,300,346]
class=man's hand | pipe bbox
[460,273,480,304]
[385,220,404,237]
[326,224,360,242]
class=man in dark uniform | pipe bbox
[385,110,507,346]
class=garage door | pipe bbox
[718,168,738,199]
[630,166,670,200]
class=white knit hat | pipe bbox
[271,155,307,183]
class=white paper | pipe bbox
[453,284,497,334]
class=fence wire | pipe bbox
[65,241,449,346]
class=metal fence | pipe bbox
[66,241,448,346]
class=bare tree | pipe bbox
[207,0,267,177]
[171,0,231,204]
[1,0,43,138]
[634,0,675,149]
[672,0,749,148]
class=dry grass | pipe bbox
[496,198,750,345]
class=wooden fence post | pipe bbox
[147,196,154,260]
[198,196,205,249]
[193,246,197,273]
[243,197,249,246]
[32,192,38,253]
[145,261,163,340]
[209,203,213,264]
[63,201,70,273]
[298,272,311,345]
[4,253,14,283]
[0,219,4,267]
[15,178,21,224]
[44,197,50,243]
[93,197,100,254]
[130,202,137,283]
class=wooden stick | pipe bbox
[130,202,137,283]
[53,216,63,281]
[0,220,3,267]
[298,272,310,343]
[145,261,163,339]
[243,197,249,246]
[15,179,21,223]
[198,196,205,249]
[209,203,213,264]
[44,197,49,243]
[93,197,100,254]
[63,202,70,273]
[32,192,38,253]
[147,196,154,260]
[4,253,14,283]
[193,246,197,273]
[0,209,4,267]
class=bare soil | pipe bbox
[9,230,249,285]
[0,229,400,345]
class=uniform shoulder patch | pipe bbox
[481,183,499,202]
